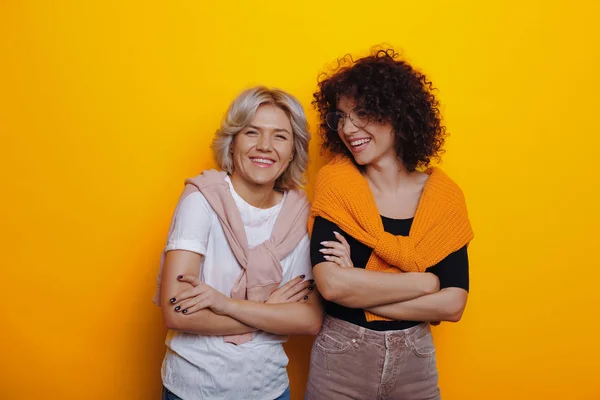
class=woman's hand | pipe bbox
[266,275,314,304]
[320,231,354,268]
[170,274,315,316]
[170,275,232,316]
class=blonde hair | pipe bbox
[211,86,310,190]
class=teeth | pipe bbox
[350,138,371,147]
[251,158,274,164]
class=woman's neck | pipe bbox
[229,173,280,209]
[363,155,412,195]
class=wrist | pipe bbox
[223,297,241,316]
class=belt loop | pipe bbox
[403,325,413,348]
[358,327,365,341]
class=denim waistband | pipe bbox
[322,314,431,345]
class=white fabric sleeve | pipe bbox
[165,191,213,255]
[287,234,313,281]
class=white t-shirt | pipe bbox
[161,176,312,400]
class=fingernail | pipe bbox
[182,309,188,314]
[319,249,326,253]
[174,306,181,311]
[170,297,176,303]
[309,279,314,284]
[320,241,328,245]
[304,295,308,300]
[309,286,314,291]
[177,275,183,279]
[333,231,340,235]
[300,275,305,279]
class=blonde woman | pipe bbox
[153,87,322,400]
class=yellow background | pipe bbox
[1,1,599,399]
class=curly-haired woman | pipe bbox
[305,49,474,399]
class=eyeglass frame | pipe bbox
[325,108,371,132]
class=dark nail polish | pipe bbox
[182,309,188,314]
[309,279,314,284]
[303,295,308,300]
[300,275,305,279]
[170,297,176,303]
[177,275,183,279]
[309,286,314,291]
[174,306,181,311]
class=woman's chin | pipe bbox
[349,152,372,166]
[245,173,280,188]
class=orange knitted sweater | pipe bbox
[308,157,474,321]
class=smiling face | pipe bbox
[336,96,397,166]
[230,104,295,188]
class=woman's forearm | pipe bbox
[163,307,258,336]
[224,294,323,336]
[314,262,439,308]
[161,250,257,335]
[162,250,322,336]
[366,288,468,322]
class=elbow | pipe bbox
[319,282,347,304]
[295,303,323,335]
[313,264,344,303]
[163,317,179,331]
[444,303,466,323]
[306,314,323,336]
[445,310,463,323]
[436,289,468,323]
[162,309,183,331]
[318,282,339,302]
[314,275,343,303]
[296,318,322,336]
[308,324,322,336]
[295,302,323,335]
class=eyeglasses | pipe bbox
[325,109,371,131]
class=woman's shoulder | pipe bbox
[312,215,341,231]
[185,169,229,189]
[315,156,356,179]
[425,167,468,209]
[284,186,310,209]
[179,169,230,209]
[177,190,214,218]
[314,157,365,197]
[175,171,218,219]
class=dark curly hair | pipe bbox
[313,48,447,172]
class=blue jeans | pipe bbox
[275,386,291,400]
[162,386,291,400]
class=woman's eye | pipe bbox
[246,130,258,136]
[275,134,288,140]
[355,110,369,119]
